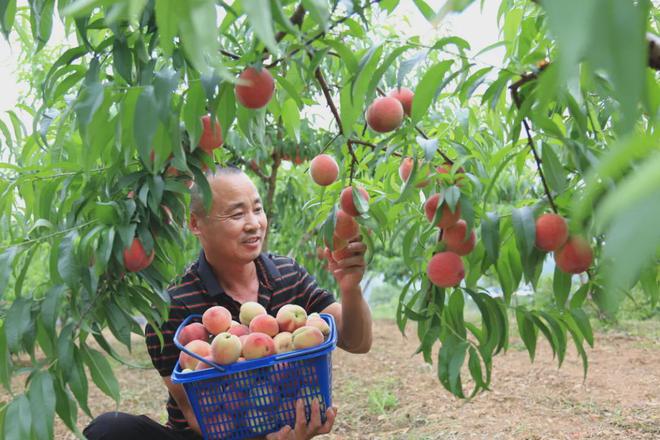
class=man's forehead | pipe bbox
[209,173,261,205]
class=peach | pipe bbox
[123,237,155,272]
[442,220,476,256]
[202,305,232,335]
[194,355,216,371]
[249,314,279,337]
[427,252,465,288]
[339,186,369,217]
[239,334,249,347]
[178,322,209,346]
[306,314,330,337]
[387,87,414,116]
[235,67,275,109]
[366,96,404,132]
[535,213,569,252]
[198,114,223,154]
[399,157,430,187]
[179,340,211,370]
[273,332,294,353]
[292,326,324,350]
[210,332,242,365]
[310,154,339,186]
[334,209,360,241]
[555,236,593,274]
[275,304,308,333]
[239,301,267,326]
[227,322,250,337]
[242,332,276,359]
[424,194,461,229]
[436,162,465,186]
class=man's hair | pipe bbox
[189,165,243,217]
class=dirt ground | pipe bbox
[53,319,659,440]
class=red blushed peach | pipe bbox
[123,237,155,272]
[366,96,404,132]
[334,209,360,241]
[555,236,593,274]
[535,213,569,252]
[291,326,324,350]
[427,251,465,288]
[194,355,216,371]
[198,114,223,154]
[310,154,339,186]
[273,332,294,354]
[202,305,232,335]
[306,314,330,337]
[242,332,276,359]
[178,322,209,346]
[424,194,461,229]
[248,314,279,337]
[235,67,275,109]
[339,186,369,217]
[275,304,308,333]
[227,322,250,337]
[387,87,414,116]
[210,332,242,365]
[239,301,267,326]
[442,220,476,256]
[179,340,211,370]
[399,157,430,188]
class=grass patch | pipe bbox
[366,379,400,415]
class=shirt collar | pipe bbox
[196,250,282,296]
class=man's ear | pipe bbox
[189,212,202,236]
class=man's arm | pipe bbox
[162,376,202,435]
[322,238,372,354]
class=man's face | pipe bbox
[190,172,268,263]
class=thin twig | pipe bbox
[275,3,306,43]
[315,68,343,134]
[348,138,402,158]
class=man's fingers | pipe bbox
[317,406,338,434]
[265,425,291,440]
[335,255,366,268]
[294,398,306,432]
[309,399,322,431]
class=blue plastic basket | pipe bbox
[171,313,337,440]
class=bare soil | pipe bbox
[52,319,659,439]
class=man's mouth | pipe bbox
[243,236,261,244]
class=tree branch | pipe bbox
[315,68,343,134]
[275,3,306,43]
[509,86,558,213]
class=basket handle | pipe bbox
[173,314,227,372]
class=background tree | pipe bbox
[0,0,658,437]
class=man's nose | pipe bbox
[244,211,261,230]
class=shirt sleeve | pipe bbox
[293,259,336,314]
[144,296,190,377]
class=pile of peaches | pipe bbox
[178,302,330,372]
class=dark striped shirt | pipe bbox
[144,251,336,430]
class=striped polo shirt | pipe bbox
[144,251,336,431]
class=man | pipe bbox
[84,166,373,439]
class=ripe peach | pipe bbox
[179,340,211,370]
[242,332,276,359]
[306,314,330,337]
[340,186,369,217]
[239,301,267,326]
[334,209,360,241]
[275,304,308,333]
[292,326,324,350]
[239,334,249,347]
[310,154,339,186]
[273,332,294,354]
[202,305,232,335]
[387,87,414,116]
[235,67,275,109]
[535,213,569,252]
[554,236,593,274]
[227,321,250,337]
[249,314,279,337]
[194,355,216,371]
[123,237,155,272]
[210,332,242,365]
[427,252,465,288]
[198,114,223,154]
[178,322,209,346]
[436,162,465,186]
[399,157,430,187]
[442,220,476,256]
[366,96,404,132]
[424,194,461,229]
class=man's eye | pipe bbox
[231,213,244,219]
[254,207,263,213]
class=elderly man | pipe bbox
[84,166,373,439]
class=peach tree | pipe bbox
[0,0,658,437]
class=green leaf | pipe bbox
[282,99,301,143]
[53,375,79,434]
[5,297,32,353]
[56,322,75,380]
[28,371,56,440]
[40,285,66,337]
[569,284,589,309]
[183,80,206,150]
[302,0,329,31]
[438,333,467,397]
[112,36,133,82]
[68,346,92,417]
[413,0,435,20]
[481,212,500,264]
[81,344,120,403]
[459,67,492,103]
[553,264,571,308]
[411,60,453,123]
[0,246,18,299]
[0,322,12,392]
[639,265,658,308]
[74,82,104,135]
[511,206,535,258]
[569,309,594,348]
[177,0,221,75]
[0,0,17,38]
[4,395,31,440]
[541,143,566,194]
[397,50,428,86]
[243,0,280,55]
[155,0,178,55]
[516,309,537,361]
[322,39,359,73]
[134,85,159,164]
